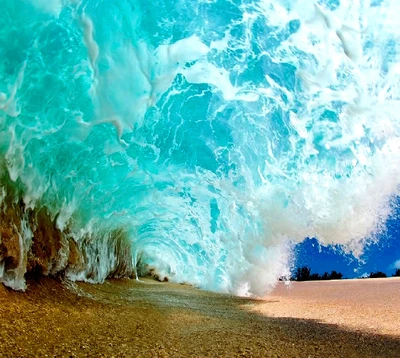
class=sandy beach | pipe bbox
[0,277,399,357]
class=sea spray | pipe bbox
[0,0,400,296]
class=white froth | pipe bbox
[30,0,63,16]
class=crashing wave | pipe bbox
[1,0,400,296]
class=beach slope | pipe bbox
[0,278,399,357]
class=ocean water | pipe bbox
[0,0,400,296]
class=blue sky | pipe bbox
[295,201,400,278]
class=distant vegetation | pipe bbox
[368,271,387,278]
[293,266,343,281]
[292,266,400,281]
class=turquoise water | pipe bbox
[1,0,400,295]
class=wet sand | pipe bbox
[0,277,399,357]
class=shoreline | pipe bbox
[0,277,399,357]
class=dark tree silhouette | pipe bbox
[321,272,330,280]
[368,271,387,278]
[293,266,343,281]
[309,273,321,280]
[330,270,343,280]
[294,266,311,281]
[393,268,400,277]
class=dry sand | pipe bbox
[0,277,399,357]
[256,277,400,337]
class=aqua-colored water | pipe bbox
[1,0,400,295]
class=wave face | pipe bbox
[1,0,400,295]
